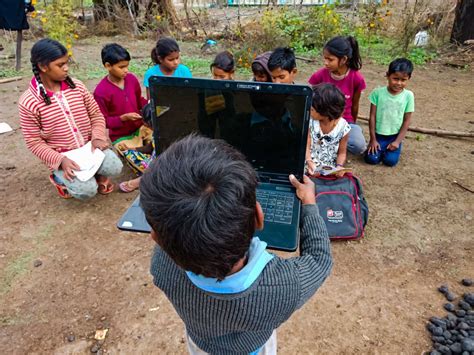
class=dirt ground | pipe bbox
[0,37,473,354]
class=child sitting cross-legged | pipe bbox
[306,83,351,178]
[140,134,332,354]
[365,58,415,167]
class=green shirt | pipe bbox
[369,86,415,136]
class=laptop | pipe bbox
[117,77,312,251]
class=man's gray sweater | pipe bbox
[150,204,333,354]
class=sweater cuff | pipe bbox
[301,204,319,219]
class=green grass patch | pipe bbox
[0,252,34,295]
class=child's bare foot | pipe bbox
[119,177,141,193]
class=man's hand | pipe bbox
[387,141,400,151]
[120,112,142,122]
[92,139,109,151]
[289,174,316,205]
[367,139,380,154]
[60,157,80,182]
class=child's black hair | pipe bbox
[140,134,258,280]
[267,47,296,72]
[101,43,131,65]
[210,51,235,73]
[251,62,266,75]
[141,103,153,128]
[387,58,414,78]
[30,38,76,105]
[311,83,346,121]
[151,37,180,65]
[324,36,362,71]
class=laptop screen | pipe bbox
[149,77,311,179]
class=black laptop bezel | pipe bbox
[148,76,312,182]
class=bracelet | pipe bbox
[336,164,344,167]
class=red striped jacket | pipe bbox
[19,78,108,171]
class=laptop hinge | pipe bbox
[269,178,292,185]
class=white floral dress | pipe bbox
[309,118,351,167]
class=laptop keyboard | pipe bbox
[257,190,294,224]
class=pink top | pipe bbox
[94,73,148,143]
[19,78,107,171]
[308,68,366,123]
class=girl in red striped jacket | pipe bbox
[19,38,123,199]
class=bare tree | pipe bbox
[450,0,474,44]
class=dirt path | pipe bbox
[0,38,473,354]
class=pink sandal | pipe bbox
[119,180,139,193]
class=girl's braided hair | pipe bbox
[30,38,76,105]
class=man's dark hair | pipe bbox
[140,134,258,280]
[311,83,346,121]
[101,43,131,65]
[267,47,296,72]
[387,58,414,78]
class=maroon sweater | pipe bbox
[94,73,148,143]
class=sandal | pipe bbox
[119,180,139,193]
[49,175,72,199]
[97,177,114,195]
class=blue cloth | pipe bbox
[365,133,402,166]
[143,64,192,87]
[185,237,274,294]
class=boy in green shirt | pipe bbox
[365,58,414,166]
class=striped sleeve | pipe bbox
[292,204,333,309]
[76,80,107,142]
[19,93,65,171]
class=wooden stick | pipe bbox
[0,76,23,84]
[295,55,317,63]
[452,180,474,194]
[357,115,474,138]
[15,30,22,71]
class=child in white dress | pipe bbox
[306,83,351,177]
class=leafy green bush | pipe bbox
[259,5,343,51]
[41,0,78,55]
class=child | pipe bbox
[143,37,192,97]
[251,51,272,82]
[118,103,155,193]
[210,51,235,80]
[198,51,236,140]
[306,83,350,178]
[308,36,367,155]
[140,134,332,354]
[365,58,415,167]
[267,47,297,84]
[94,43,148,144]
[19,38,123,199]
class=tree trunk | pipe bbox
[93,0,139,22]
[451,0,474,44]
[154,0,180,29]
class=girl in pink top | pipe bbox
[308,36,367,154]
[19,39,122,199]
